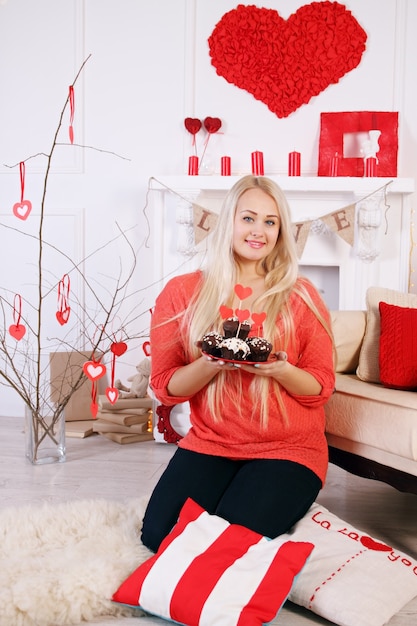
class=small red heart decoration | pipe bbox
[252,312,267,326]
[9,324,26,340]
[235,309,250,323]
[12,200,32,221]
[90,401,98,418]
[83,361,107,381]
[360,536,392,552]
[208,4,367,118]
[105,387,119,404]
[234,284,252,301]
[203,116,222,134]
[110,341,128,357]
[219,305,234,319]
[142,341,151,356]
[184,117,202,135]
[56,307,71,326]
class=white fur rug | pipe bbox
[0,497,153,626]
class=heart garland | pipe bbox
[208,2,367,118]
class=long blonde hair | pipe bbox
[179,175,332,427]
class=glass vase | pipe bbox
[25,403,66,465]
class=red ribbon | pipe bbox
[56,274,71,325]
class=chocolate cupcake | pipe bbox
[201,331,223,357]
[237,320,251,340]
[219,337,250,361]
[246,337,272,362]
[223,317,239,338]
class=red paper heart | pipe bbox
[105,387,119,404]
[208,3,367,118]
[142,341,151,356]
[56,307,71,326]
[203,116,222,134]
[184,117,202,135]
[235,308,250,323]
[9,324,26,340]
[83,360,107,381]
[360,536,392,552]
[219,305,234,319]
[90,401,98,418]
[12,200,32,220]
[110,341,128,357]
[234,284,252,301]
[252,312,267,326]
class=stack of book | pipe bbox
[93,395,154,444]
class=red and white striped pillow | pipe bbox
[112,498,314,625]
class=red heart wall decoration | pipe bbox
[208,2,367,118]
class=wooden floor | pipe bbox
[1,415,416,626]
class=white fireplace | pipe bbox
[149,176,414,311]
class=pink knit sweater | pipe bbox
[150,271,335,484]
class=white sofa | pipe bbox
[326,302,417,495]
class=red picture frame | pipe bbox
[318,111,398,177]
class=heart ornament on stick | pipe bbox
[219,305,234,320]
[208,3,367,118]
[234,284,252,301]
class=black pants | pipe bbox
[141,447,321,553]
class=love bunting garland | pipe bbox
[12,162,32,221]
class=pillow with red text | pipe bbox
[112,498,314,625]
[288,503,417,626]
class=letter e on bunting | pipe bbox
[321,204,356,246]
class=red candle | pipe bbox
[251,151,264,176]
[288,151,301,176]
[188,155,199,176]
[221,156,231,176]
[364,157,377,177]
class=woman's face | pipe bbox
[232,188,280,265]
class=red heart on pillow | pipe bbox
[203,116,222,133]
[208,3,367,118]
[360,536,392,552]
[184,118,202,135]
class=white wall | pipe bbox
[0,0,416,415]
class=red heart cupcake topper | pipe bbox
[219,305,234,320]
[252,312,267,326]
[235,309,250,323]
[234,284,252,301]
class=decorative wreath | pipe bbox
[208,2,367,118]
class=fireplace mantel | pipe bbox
[149,176,415,311]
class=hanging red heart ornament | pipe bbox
[105,386,119,404]
[203,116,222,134]
[83,360,107,381]
[56,307,71,326]
[184,118,202,135]
[110,341,128,357]
[235,309,251,323]
[252,312,267,326]
[90,401,99,418]
[9,324,26,340]
[219,305,234,319]
[234,284,253,300]
[142,341,151,356]
[12,200,32,221]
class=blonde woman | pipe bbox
[141,175,335,552]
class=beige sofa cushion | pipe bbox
[357,287,417,383]
[331,310,366,373]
